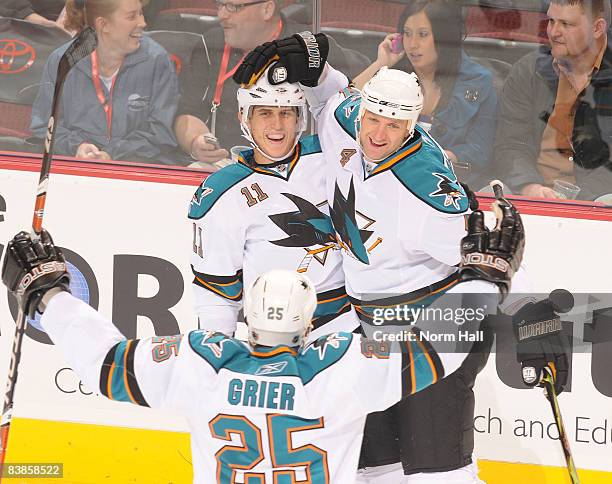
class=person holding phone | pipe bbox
[353,0,498,189]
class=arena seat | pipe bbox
[146,30,210,76]
[321,0,403,32]
[159,0,217,16]
[0,102,31,138]
[464,5,547,43]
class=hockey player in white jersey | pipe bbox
[233,32,524,483]
[188,68,356,340]
[2,192,524,482]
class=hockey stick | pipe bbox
[0,27,97,480]
[541,367,580,484]
[492,179,578,482]
[297,244,335,273]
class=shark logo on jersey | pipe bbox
[269,193,338,271]
[191,186,214,207]
[255,361,289,376]
[429,173,465,210]
[331,178,374,264]
[307,333,350,360]
[269,193,336,247]
[200,337,236,358]
[344,105,356,118]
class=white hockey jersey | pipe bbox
[188,136,356,336]
[41,292,467,484]
[303,67,470,314]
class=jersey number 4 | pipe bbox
[209,413,329,483]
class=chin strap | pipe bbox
[240,123,302,163]
[355,112,413,164]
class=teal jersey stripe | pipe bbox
[189,331,301,377]
[109,340,132,403]
[314,293,350,318]
[299,332,353,385]
[299,135,322,155]
[188,163,253,220]
[189,331,353,386]
[408,339,437,392]
[192,267,243,301]
[334,91,361,140]
[391,126,468,214]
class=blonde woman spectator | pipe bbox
[30,0,181,164]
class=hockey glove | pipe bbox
[512,290,572,395]
[233,32,329,87]
[2,229,71,319]
[458,192,524,301]
[572,100,611,171]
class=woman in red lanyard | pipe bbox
[29,0,180,164]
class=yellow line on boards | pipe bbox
[3,418,192,483]
[3,418,611,483]
[479,459,611,484]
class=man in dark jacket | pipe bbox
[0,0,64,28]
[494,0,612,201]
[173,0,369,169]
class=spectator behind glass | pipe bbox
[175,0,369,170]
[494,0,612,200]
[0,0,66,30]
[353,0,498,189]
[30,0,181,164]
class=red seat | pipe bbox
[0,102,32,138]
[159,0,217,16]
[322,0,404,33]
[465,6,548,43]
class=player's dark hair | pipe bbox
[395,0,464,111]
[550,0,611,25]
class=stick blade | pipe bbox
[58,27,98,72]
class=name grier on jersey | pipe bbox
[228,378,296,410]
[371,329,485,343]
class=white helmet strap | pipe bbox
[240,106,303,163]
[356,108,414,163]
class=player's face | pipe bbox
[402,9,438,73]
[359,111,410,161]
[97,0,146,56]
[547,3,596,61]
[248,106,299,163]
[218,1,269,51]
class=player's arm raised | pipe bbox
[1,230,189,410]
[233,32,346,120]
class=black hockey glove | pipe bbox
[512,289,572,395]
[2,229,71,319]
[572,100,611,170]
[458,192,524,301]
[233,31,329,87]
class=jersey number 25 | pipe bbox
[209,413,329,483]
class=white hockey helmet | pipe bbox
[244,270,317,348]
[237,67,307,162]
[359,66,423,140]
